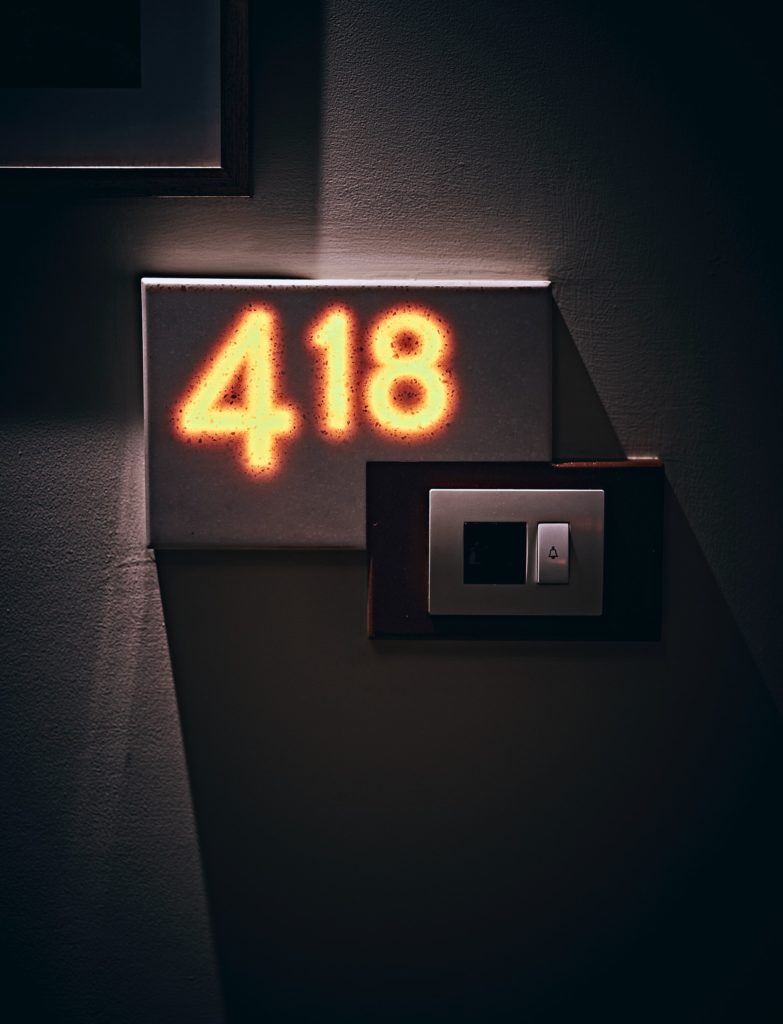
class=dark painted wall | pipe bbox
[1,2,781,1021]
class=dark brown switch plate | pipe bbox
[366,460,663,640]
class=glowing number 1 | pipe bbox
[309,305,356,438]
[178,306,299,474]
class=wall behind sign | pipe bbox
[0,1,781,1021]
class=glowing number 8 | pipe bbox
[365,308,453,436]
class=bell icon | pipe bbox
[548,546,558,559]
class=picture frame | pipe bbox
[0,0,249,197]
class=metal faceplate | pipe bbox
[429,489,605,615]
[143,278,553,548]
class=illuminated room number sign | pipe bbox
[178,304,456,475]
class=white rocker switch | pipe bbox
[537,523,569,584]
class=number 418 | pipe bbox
[176,304,457,475]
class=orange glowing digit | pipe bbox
[366,307,455,436]
[177,305,299,474]
[309,305,355,438]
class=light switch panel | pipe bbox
[368,460,663,640]
[429,489,604,615]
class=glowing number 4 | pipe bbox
[178,306,298,475]
[178,304,455,475]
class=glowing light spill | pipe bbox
[177,305,299,474]
[365,306,455,437]
[175,302,458,477]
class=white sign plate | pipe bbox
[142,278,552,548]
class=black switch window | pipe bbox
[463,521,526,584]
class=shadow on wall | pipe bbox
[0,0,325,425]
[157,488,783,1023]
[553,304,624,461]
[156,321,783,1022]
[0,5,325,1023]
